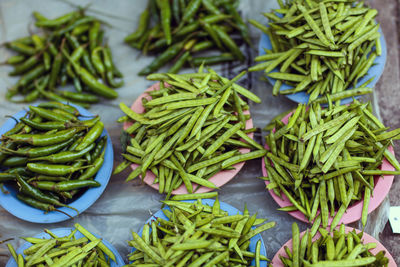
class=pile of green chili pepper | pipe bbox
[0,102,107,216]
[125,0,250,75]
[7,223,117,266]
[2,8,123,106]
[249,0,381,101]
[126,192,275,266]
[280,223,389,267]
[115,68,265,197]
[263,100,400,229]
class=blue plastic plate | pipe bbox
[6,227,125,267]
[132,199,268,266]
[0,103,113,223]
[258,27,387,104]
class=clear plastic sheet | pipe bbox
[0,0,390,264]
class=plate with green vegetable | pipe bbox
[261,101,399,228]
[127,193,273,266]
[0,102,113,223]
[6,224,125,267]
[117,69,266,196]
[271,223,396,267]
[251,0,387,104]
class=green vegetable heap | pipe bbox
[250,0,381,101]
[115,68,266,196]
[125,0,250,75]
[127,193,275,266]
[263,100,400,228]
[3,9,123,107]
[0,102,106,215]
[7,224,117,266]
[281,223,390,267]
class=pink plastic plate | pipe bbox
[271,226,396,267]
[261,112,395,225]
[123,83,254,194]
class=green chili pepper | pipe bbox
[9,55,40,76]
[48,52,63,90]
[16,194,72,217]
[33,180,100,192]
[78,67,118,99]
[192,53,235,66]
[181,0,202,24]
[29,105,71,122]
[57,90,99,103]
[6,42,36,55]
[89,21,101,51]
[75,121,104,151]
[214,25,244,61]
[157,0,172,45]
[2,55,26,65]
[38,101,79,115]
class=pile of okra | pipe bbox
[127,192,276,266]
[0,102,106,215]
[264,100,400,229]
[3,8,123,106]
[280,223,390,267]
[7,224,118,266]
[125,0,249,75]
[250,0,380,101]
[115,68,266,197]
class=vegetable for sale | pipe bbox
[263,100,400,228]
[250,0,381,102]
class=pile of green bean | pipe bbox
[263,100,400,229]
[3,8,123,106]
[115,68,266,196]
[126,192,275,266]
[7,224,117,266]
[249,0,381,101]
[280,223,389,267]
[125,0,249,75]
[0,102,106,215]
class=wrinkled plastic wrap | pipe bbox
[0,0,390,264]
